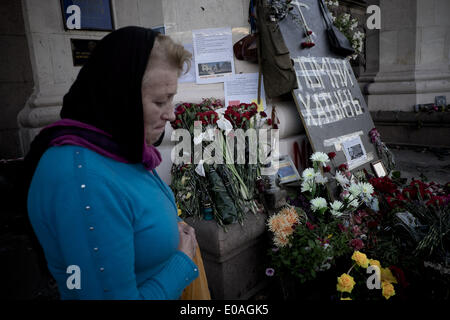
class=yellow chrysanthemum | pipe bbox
[267,207,300,247]
[337,273,356,293]
[381,267,398,284]
[369,259,381,269]
[381,281,395,300]
[273,235,289,248]
[351,251,369,268]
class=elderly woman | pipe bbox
[25,26,198,299]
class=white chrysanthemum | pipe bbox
[349,183,362,196]
[302,168,317,181]
[343,13,351,23]
[335,171,349,186]
[315,173,328,185]
[331,210,343,217]
[360,182,374,197]
[330,200,343,211]
[301,180,313,193]
[310,152,329,164]
[346,194,359,208]
[310,197,328,212]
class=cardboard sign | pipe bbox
[273,0,379,173]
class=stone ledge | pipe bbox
[185,212,269,299]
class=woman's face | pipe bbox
[142,62,178,146]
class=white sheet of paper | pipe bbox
[193,27,235,84]
[178,43,196,83]
[224,73,266,112]
[342,136,368,168]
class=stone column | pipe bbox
[364,0,450,111]
[362,0,450,147]
[17,0,165,155]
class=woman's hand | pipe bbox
[177,222,198,260]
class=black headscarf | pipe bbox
[23,26,162,190]
[61,25,158,161]
[21,26,161,280]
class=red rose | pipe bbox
[260,111,267,118]
[338,224,347,232]
[267,119,272,125]
[327,152,336,160]
[338,163,348,171]
[323,165,331,173]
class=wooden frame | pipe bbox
[371,160,387,177]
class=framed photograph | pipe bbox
[275,155,301,185]
[70,39,99,66]
[342,136,368,169]
[371,160,387,177]
[61,0,114,31]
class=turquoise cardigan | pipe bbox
[27,145,198,299]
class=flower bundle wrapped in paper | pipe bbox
[170,99,270,227]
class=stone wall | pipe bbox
[0,0,33,159]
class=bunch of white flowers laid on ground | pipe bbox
[299,152,379,218]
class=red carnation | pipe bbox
[267,119,272,125]
[426,196,444,207]
[327,152,336,160]
[323,165,331,173]
[338,163,348,171]
[260,111,267,118]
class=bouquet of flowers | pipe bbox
[336,251,400,300]
[325,0,365,61]
[170,99,270,227]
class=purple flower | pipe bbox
[265,268,275,277]
[271,247,279,253]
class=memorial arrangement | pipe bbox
[265,150,450,300]
[169,0,449,301]
[170,98,271,227]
